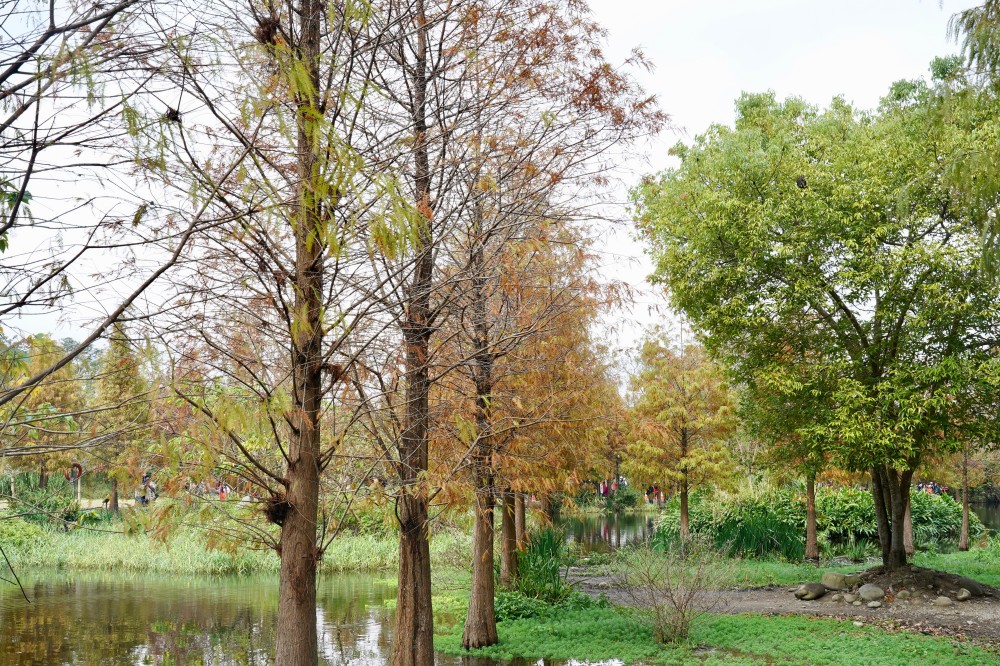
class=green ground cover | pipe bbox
[436,606,997,665]
[2,519,471,575]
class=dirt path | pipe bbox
[568,569,1000,644]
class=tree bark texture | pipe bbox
[462,233,498,647]
[500,489,518,587]
[394,495,434,666]
[959,446,970,552]
[679,428,689,540]
[391,0,436,660]
[461,475,497,648]
[903,501,914,557]
[805,474,818,561]
[109,477,119,514]
[870,465,913,570]
[275,0,325,661]
[515,493,526,549]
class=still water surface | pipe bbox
[0,568,621,666]
[558,512,655,554]
[971,503,1000,531]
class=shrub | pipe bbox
[910,490,984,543]
[515,527,572,602]
[654,486,983,560]
[653,490,804,560]
[815,487,877,542]
[615,544,727,643]
[0,517,45,549]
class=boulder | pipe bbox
[956,577,987,597]
[867,601,882,609]
[794,583,827,600]
[822,572,848,590]
[858,584,885,602]
[843,574,861,587]
[933,596,954,607]
[956,588,972,602]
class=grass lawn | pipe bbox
[436,606,998,666]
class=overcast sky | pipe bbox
[588,0,981,351]
[19,1,985,354]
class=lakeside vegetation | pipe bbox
[436,608,998,666]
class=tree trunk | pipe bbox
[109,477,119,513]
[872,465,913,570]
[515,493,526,549]
[679,480,689,541]
[394,495,434,666]
[679,428,689,540]
[461,473,497,648]
[805,474,818,561]
[274,0,326,660]
[38,463,48,489]
[391,1,436,662]
[959,446,970,552]
[500,489,518,587]
[903,500,914,557]
[461,171,498,648]
[871,467,891,567]
[541,492,559,523]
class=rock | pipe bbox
[843,594,858,603]
[830,593,844,602]
[788,588,798,593]
[853,621,864,627]
[853,601,862,606]
[896,590,911,600]
[867,601,882,609]
[794,583,827,600]
[822,572,848,590]
[933,596,954,607]
[956,577,987,597]
[843,574,861,587]
[858,584,885,602]
[956,588,972,602]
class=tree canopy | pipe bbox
[633,85,1000,568]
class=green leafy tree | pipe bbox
[95,324,148,513]
[625,332,735,539]
[634,89,1000,569]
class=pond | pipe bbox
[0,571,619,666]
[972,503,1000,531]
[555,512,656,554]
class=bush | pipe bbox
[7,475,79,527]
[615,544,727,643]
[653,486,983,560]
[0,517,45,549]
[515,527,573,602]
[910,490,984,543]
[815,487,878,542]
[653,490,804,560]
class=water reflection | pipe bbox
[972,503,1000,531]
[0,572,621,665]
[557,513,656,553]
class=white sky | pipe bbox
[588,0,981,352]
[15,1,982,356]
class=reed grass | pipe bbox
[7,524,472,576]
